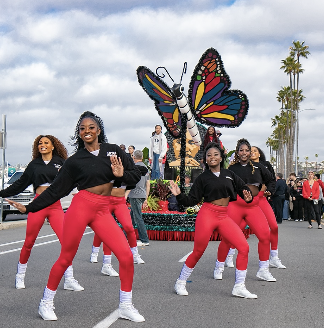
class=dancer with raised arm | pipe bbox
[7,112,145,323]
[0,135,83,291]
[169,142,257,299]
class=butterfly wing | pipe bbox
[137,66,181,137]
[188,48,248,127]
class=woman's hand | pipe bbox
[111,156,124,177]
[169,180,181,196]
[5,199,27,213]
[242,189,252,203]
[264,191,271,197]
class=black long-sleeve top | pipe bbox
[176,168,252,207]
[0,156,64,198]
[228,161,273,188]
[259,160,276,195]
[25,143,141,213]
[290,185,303,200]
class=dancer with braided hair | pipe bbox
[7,111,145,322]
[170,142,257,299]
[0,135,83,291]
[214,139,277,282]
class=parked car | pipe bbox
[1,170,74,220]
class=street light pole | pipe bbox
[295,108,315,175]
[0,114,6,224]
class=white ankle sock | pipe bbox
[270,249,278,258]
[92,246,100,254]
[235,269,247,285]
[131,247,138,256]
[215,260,225,269]
[179,264,193,281]
[103,255,112,265]
[228,248,236,256]
[43,287,57,301]
[259,260,269,269]
[17,262,27,275]
[120,290,132,304]
[64,265,73,279]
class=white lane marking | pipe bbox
[93,309,119,328]
[0,230,94,255]
[179,251,193,262]
[0,234,57,247]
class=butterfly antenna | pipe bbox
[179,62,187,85]
[156,67,174,83]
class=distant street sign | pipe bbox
[8,167,16,177]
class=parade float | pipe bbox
[136,48,250,241]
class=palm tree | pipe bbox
[304,156,309,176]
[315,154,319,172]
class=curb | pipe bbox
[0,220,27,231]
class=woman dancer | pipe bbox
[302,171,322,229]
[0,135,83,291]
[170,142,257,299]
[7,111,145,322]
[215,139,276,282]
[90,181,145,275]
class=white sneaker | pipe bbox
[90,252,99,263]
[269,256,286,269]
[15,273,25,289]
[119,302,145,322]
[101,264,119,276]
[213,267,224,280]
[64,278,85,291]
[174,279,188,296]
[256,268,276,282]
[137,241,149,246]
[225,254,235,268]
[232,283,257,299]
[134,254,145,264]
[38,299,57,321]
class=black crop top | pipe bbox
[0,156,64,198]
[259,160,276,195]
[25,143,141,213]
[228,161,272,189]
[176,168,252,207]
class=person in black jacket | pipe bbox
[6,112,145,323]
[290,179,304,222]
[170,142,257,299]
[272,173,287,224]
[0,135,83,291]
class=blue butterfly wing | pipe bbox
[188,48,248,127]
[137,66,181,137]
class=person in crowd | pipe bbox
[170,142,257,299]
[150,125,167,180]
[6,112,145,323]
[126,150,150,247]
[302,171,322,229]
[216,139,276,282]
[314,174,324,217]
[0,135,83,291]
[119,144,126,152]
[183,175,193,195]
[288,173,297,219]
[290,179,304,222]
[127,145,135,161]
[283,178,292,220]
[272,173,287,224]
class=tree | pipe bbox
[315,153,319,172]
[304,156,309,176]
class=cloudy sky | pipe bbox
[0,0,323,166]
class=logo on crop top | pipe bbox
[225,176,233,180]
[54,164,62,169]
[253,166,259,169]
[107,152,117,157]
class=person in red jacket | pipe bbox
[302,171,322,229]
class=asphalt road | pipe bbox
[0,220,324,328]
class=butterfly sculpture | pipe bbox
[136,47,249,144]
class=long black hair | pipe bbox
[252,146,266,162]
[71,111,108,151]
[203,142,225,170]
[203,126,219,149]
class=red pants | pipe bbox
[46,191,134,292]
[185,202,249,271]
[258,191,278,250]
[93,196,137,255]
[20,195,70,265]
[218,195,270,262]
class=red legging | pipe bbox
[20,195,72,266]
[46,190,134,292]
[92,196,137,255]
[218,195,270,262]
[258,191,278,250]
[185,202,249,271]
